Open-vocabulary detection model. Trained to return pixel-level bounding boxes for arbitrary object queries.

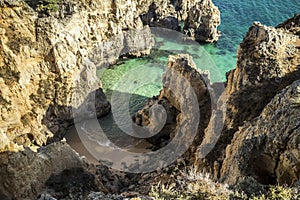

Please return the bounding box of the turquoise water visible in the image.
[70,1,299,159]
[212,0,300,74]
[95,0,299,140]
[101,0,300,98]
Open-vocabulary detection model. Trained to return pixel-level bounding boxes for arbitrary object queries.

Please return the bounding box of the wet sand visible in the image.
[65,121,154,166]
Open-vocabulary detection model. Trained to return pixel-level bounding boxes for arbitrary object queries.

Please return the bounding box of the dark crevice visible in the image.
[273,122,300,185]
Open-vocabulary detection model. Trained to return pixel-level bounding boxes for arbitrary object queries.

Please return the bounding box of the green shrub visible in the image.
[36,0,62,13]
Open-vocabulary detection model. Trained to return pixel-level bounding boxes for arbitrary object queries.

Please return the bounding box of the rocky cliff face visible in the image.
[196,14,300,184]
[220,80,300,185]
[141,0,221,42]
[0,0,221,152]
[218,14,300,186]
[0,0,155,152]
[134,14,300,187]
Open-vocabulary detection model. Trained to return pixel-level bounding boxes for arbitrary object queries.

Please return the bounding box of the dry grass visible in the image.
[149,167,300,200]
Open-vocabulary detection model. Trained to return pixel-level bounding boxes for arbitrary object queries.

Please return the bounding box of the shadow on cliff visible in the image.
[202,68,300,185]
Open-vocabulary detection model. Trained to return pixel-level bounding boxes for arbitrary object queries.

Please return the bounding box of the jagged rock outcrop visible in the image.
[140,0,220,42]
[276,14,300,35]
[0,0,222,152]
[220,80,300,185]
[140,0,180,31]
[133,54,212,162]
[0,0,155,152]
[183,0,221,42]
[0,141,103,200]
[195,15,300,182]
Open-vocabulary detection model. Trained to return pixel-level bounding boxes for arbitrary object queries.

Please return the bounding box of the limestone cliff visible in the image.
[133,54,212,163]
[0,0,155,152]
[141,0,221,42]
[0,0,221,152]
[220,80,300,185]
[196,14,300,183]
[183,0,221,42]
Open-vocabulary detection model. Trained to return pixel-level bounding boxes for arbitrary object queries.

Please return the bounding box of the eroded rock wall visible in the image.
[140,0,221,42]
[221,80,300,185]
[0,0,156,152]
[183,0,221,42]
[218,14,300,185]
[133,54,212,163]
[196,14,300,184]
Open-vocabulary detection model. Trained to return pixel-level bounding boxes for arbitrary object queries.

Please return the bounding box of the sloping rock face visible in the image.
[133,54,212,162]
[183,0,221,42]
[0,142,100,200]
[226,20,299,131]
[276,14,300,35]
[0,0,155,152]
[220,80,300,185]
[196,15,300,183]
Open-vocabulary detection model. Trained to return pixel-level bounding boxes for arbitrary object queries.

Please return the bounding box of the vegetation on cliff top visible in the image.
[148,168,300,200]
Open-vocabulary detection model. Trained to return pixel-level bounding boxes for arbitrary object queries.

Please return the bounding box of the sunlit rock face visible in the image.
[133,54,212,165]
[0,0,221,152]
[183,0,221,42]
[0,0,155,152]
[141,0,221,42]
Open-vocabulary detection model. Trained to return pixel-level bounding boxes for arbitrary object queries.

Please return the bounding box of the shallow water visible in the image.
[101,0,300,96]
[68,1,300,161]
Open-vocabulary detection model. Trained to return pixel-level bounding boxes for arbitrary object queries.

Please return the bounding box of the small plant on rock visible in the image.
[36,0,62,14]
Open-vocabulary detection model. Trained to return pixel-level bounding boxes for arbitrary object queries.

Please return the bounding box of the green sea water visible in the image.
[69,1,299,160]
[90,1,300,144]
[100,0,300,100]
